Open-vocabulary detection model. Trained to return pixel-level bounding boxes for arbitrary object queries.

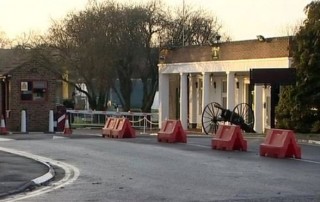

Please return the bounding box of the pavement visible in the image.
[0,129,319,200]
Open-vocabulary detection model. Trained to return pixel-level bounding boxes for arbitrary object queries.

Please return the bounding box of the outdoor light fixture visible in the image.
[257,35,266,42]
[215,35,221,42]
[213,81,216,89]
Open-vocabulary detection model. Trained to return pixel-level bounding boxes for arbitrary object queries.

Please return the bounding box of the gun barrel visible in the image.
[213,103,224,110]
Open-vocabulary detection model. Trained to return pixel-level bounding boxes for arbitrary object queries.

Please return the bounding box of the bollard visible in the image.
[49,110,54,133]
[21,110,27,133]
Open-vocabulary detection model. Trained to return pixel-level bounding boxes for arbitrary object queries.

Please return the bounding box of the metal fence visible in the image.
[67,110,159,133]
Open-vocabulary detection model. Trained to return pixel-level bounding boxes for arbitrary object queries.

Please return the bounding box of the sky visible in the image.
[0,0,315,41]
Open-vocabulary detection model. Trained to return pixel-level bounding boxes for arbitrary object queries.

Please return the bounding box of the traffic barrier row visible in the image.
[212,124,301,159]
[102,117,136,138]
[101,118,302,159]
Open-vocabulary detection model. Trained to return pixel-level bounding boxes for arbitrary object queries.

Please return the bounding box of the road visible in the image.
[1,131,320,202]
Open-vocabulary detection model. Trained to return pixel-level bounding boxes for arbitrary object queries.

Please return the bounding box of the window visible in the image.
[21,81,47,101]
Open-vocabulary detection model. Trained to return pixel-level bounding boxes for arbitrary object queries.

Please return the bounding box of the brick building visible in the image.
[0,49,59,132]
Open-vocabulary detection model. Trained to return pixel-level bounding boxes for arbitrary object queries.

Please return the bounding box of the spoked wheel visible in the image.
[201,102,223,135]
[231,103,255,133]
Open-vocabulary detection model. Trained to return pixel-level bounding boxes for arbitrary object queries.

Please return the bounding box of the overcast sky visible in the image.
[0,0,314,41]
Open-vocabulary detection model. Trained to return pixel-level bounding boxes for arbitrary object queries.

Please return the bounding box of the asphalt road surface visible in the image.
[0,131,320,202]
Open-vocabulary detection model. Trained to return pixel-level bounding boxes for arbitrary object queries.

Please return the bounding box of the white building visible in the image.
[158,36,294,133]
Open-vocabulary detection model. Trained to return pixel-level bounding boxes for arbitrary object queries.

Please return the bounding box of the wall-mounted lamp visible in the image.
[213,81,216,89]
[215,35,221,42]
[195,82,198,89]
[236,81,239,89]
[210,73,213,82]
[257,35,266,42]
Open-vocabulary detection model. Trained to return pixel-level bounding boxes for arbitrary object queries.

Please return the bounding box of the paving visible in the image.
[0,129,319,200]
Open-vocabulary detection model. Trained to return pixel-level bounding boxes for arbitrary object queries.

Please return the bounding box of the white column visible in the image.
[227,71,235,110]
[254,85,263,133]
[202,72,210,133]
[236,77,243,104]
[189,75,197,127]
[202,72,210,109]
[159,73,169,128]
[180,73,188,129]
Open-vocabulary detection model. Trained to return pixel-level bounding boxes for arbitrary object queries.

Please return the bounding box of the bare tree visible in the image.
[14,0,227,112]
[160,6,225,47]
[0,30,11,48]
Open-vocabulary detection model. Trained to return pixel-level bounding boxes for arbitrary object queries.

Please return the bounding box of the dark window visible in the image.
[20,81,47,101]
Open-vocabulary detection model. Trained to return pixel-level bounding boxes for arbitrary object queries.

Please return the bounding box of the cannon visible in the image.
[201,102,255,134]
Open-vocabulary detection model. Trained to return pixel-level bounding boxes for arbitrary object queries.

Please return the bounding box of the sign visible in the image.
[21,82,28,91]
[250,68,296,85]
[212,47,220,60]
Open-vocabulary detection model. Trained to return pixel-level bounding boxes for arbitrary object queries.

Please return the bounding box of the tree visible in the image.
[276,1,320,132]
[0,30,11,48]
[16,0,226,112]
[110,4,150,111]
[17,2,119,110]
[138,1,167,112]
[160,6,226,47]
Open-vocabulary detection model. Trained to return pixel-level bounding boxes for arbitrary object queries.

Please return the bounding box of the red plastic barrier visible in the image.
[102,117,117,138]
[211,125,247,151]
[260,129,301,159]
[111,118,136,138]
[157,120,187,143]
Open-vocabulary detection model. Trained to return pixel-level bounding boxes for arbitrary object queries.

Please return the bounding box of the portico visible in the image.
[158,37,293,133]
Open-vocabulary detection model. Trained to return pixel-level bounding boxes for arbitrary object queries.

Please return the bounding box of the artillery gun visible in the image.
[201,102,255,134]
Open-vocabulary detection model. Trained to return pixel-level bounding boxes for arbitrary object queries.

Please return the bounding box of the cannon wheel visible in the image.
[201,102,223,135]
[231,103,255,132]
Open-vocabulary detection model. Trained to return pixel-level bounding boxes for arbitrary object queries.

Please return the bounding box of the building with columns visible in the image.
[158,36,294,133]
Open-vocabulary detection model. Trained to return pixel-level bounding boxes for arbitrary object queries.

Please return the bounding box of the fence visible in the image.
[66,110,159,133]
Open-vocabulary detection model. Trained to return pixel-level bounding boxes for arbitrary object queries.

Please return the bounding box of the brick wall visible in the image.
[6,65,57,132]
[162,36,292,63]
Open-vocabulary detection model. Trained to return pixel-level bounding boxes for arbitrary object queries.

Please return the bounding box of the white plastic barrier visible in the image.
[66,110,159,132]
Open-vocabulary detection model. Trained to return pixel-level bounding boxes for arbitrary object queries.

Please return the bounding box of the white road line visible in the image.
[293,158,320,165]
[187,143,211,148]
[0,146,80,202]
[52,136,66,139]
[0,138,13,141]
[188,143,320,165]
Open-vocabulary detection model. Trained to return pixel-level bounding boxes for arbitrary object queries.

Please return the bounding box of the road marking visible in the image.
[0,147,80,202]
[187,143,211,148]
[293,158,320,165]
[188,143,320,165]
[0,138,13,141]
[53,136,66,139]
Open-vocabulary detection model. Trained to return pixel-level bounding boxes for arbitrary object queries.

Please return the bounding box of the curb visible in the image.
[0,148,56,198]
[31,161,55,185]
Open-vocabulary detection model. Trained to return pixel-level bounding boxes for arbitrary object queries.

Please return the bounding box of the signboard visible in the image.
[250,68,296,85]
[21,82,28,91]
